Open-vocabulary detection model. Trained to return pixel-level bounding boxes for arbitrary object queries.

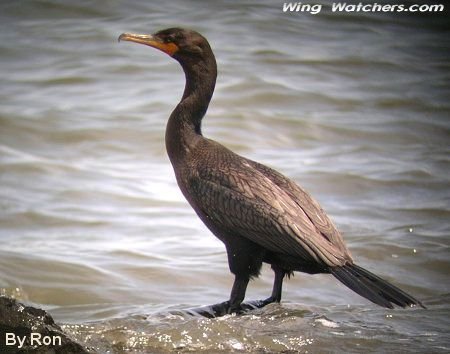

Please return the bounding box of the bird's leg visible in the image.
[227,275,249,314]
[271,267,285,302]
[262,266,285,305]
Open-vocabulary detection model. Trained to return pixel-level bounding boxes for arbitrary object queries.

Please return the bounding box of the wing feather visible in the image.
[185,147,351,267]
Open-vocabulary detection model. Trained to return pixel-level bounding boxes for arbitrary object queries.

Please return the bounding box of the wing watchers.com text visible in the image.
[282,2,445,15]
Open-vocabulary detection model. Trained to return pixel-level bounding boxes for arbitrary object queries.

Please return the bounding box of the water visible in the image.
[1,0,449,352]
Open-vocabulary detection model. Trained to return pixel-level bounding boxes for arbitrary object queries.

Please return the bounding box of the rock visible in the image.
[0,296,93,354]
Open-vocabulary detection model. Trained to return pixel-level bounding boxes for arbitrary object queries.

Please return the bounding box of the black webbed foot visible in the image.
[183,298,278,318]
[227,302,245,315]
[259,296,278,307]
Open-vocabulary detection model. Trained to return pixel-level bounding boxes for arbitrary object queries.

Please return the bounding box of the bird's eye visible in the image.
[164,35,176,44]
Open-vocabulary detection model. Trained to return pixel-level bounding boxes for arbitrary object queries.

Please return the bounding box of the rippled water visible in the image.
[1,0,449,352]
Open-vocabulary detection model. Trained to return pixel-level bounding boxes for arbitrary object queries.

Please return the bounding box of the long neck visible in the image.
[165,55,217,165]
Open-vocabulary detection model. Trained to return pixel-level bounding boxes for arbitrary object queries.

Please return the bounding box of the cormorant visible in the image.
[118,28,424,313]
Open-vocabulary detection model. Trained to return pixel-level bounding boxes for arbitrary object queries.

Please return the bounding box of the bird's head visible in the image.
[118,27,212,64]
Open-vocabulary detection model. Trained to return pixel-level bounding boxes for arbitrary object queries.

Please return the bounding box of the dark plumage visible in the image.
[119,28,425,312]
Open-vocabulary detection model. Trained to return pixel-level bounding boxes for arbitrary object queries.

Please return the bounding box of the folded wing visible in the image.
[185,144,353,268]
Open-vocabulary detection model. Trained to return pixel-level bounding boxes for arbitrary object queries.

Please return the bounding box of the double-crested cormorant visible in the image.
[118,28,424,312]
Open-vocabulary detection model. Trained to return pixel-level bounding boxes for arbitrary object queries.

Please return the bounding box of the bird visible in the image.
[118,28,425,313]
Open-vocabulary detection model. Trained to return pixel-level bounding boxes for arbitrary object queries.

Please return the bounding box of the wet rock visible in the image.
[0,296,93,354]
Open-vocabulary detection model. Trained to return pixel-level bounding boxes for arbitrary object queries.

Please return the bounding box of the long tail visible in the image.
[330,264,425,309]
